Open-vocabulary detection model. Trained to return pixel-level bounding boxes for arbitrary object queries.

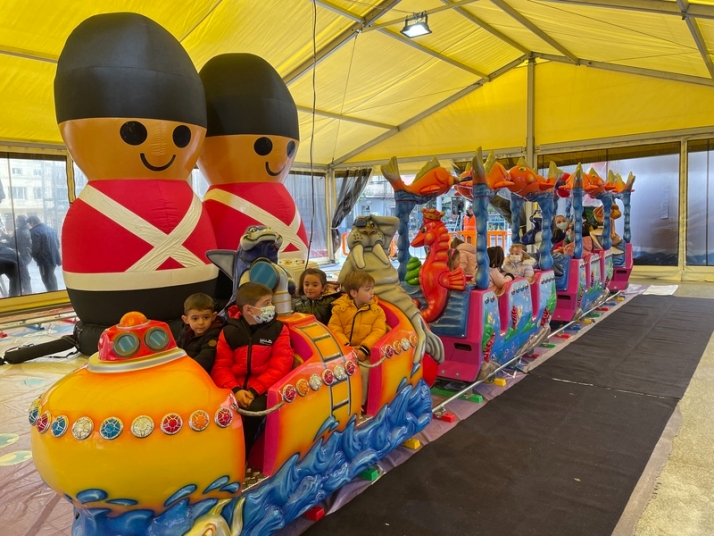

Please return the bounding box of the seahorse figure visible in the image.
[338,214,445,364]
[410,208,466,322]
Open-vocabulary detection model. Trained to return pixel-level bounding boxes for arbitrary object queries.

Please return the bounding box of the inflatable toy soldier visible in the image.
[199,54,308,265]
[56,13,217,354]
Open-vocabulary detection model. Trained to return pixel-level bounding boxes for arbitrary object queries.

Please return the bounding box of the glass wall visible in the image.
[538,142,681,266]
[0,152,69,297]
[284,171,328,259]
[687,140,714,266]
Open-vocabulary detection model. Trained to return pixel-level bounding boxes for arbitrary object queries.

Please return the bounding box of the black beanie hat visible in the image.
[55,13,206,127]
[200,53,299,140]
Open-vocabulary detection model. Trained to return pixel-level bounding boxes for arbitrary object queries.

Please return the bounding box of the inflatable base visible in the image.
[67,279,216,327]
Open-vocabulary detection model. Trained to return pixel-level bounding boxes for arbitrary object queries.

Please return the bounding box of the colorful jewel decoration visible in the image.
[215,408,232,428]
[384,345,394,358]
[409,334,418,348]
[100,417,123,440]
[131,415,155,438]
[322,369,335,386]
[401,338,411,352]
[345,359,357,376]
[51,415,69,438]
[333,364,347,381]
[72,417,94,440]
[282,384,297,403]
[161,413,183,435]
[189,410,210,432]
[28,398,41,426]
[36,411,51,434]
[392,342,402,355]
[309,374,322,391]
[296,379,310,397]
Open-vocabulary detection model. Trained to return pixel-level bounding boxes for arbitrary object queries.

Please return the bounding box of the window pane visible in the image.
[687,140,714,265]
[538,143,680,266]
[0,153,68,296]
[284,172,328,259]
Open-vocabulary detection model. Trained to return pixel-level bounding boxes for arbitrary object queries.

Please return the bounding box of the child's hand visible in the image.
[352,346,368,362]
[235,390,254,408]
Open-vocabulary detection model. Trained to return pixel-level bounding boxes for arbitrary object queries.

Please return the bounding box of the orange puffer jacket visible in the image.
[328,294,387,353]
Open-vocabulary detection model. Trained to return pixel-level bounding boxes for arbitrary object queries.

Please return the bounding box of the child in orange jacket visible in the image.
[328,271,387,406]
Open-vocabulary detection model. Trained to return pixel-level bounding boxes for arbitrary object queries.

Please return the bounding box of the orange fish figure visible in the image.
[584,168,616,195]
[607,170,636,194]
[506,158,555,197]
[410,208,466,323]
[382,156,458,197]
[453,148,514,198]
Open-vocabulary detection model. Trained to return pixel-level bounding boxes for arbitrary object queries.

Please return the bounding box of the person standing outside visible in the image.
[28,215,61,292]
[14,215,32,294]
[462,204,476,244]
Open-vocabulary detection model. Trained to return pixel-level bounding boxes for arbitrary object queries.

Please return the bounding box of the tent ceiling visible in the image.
[2,0,714,166]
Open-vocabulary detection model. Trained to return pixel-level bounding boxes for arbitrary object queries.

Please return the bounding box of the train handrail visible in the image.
[232,400,285,417]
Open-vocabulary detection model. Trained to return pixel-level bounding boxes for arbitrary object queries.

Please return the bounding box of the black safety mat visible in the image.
[306,375,678,536]
[529,295,714,398]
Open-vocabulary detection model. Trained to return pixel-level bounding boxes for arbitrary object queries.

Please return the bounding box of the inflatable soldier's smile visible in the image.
[255,137,295,177]
[141,154,176,172]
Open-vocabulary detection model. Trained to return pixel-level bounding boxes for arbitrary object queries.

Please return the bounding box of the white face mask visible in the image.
[556,222,568,230]
[509,254,523,262]
[251,305,276,324]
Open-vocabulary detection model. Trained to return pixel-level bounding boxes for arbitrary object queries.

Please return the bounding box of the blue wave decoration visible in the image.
[70,380,431,536]
[203,475,230,494]
[401,282,471,337]
[240,379,432,536]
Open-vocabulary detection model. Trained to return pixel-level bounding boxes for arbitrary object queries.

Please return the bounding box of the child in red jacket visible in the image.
[211,282,293,454]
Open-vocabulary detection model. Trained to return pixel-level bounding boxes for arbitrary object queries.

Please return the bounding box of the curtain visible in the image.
[331,167,372,256]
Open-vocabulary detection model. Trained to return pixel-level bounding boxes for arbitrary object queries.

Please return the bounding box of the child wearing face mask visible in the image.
[292,268,343,325]
[502,244,536,282]
[552,214,568,245]
[211,282,294,454]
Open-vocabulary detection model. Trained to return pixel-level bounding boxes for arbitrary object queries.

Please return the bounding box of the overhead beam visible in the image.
[444,0,531,55]
[537,0,714,21]
[677,0,714,80]
[296,105,398,130]
[490,0,579,63]
[285,0,401,84]
[379,28,489,77]
[332,55,528,165]
[0,45,57,64]
[535,52,714,87]
[314,0,363,22]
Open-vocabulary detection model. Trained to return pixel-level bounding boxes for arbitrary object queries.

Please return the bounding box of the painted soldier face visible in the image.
[198,134,298,185]
[60,117,205,180]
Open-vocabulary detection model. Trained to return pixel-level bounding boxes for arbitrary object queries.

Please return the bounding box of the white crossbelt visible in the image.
[80,185,207,271]
[203,188,307,255]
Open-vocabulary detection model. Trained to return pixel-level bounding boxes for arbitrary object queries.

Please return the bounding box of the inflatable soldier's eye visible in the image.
[286,140,296,158]
[172,125,191,148]
[144,327,170,351]
[254,137,273,156]
[120,121,148,146]
[113,332,140,358]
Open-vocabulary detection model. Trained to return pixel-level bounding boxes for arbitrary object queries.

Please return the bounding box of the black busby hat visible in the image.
[54,13,206,127]
[199,54,299,140]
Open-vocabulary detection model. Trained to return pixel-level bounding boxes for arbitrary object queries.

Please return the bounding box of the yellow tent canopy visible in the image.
[2,0,714,165]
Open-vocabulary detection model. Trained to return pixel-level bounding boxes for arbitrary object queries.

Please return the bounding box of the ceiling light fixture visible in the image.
[400,12,432,38]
